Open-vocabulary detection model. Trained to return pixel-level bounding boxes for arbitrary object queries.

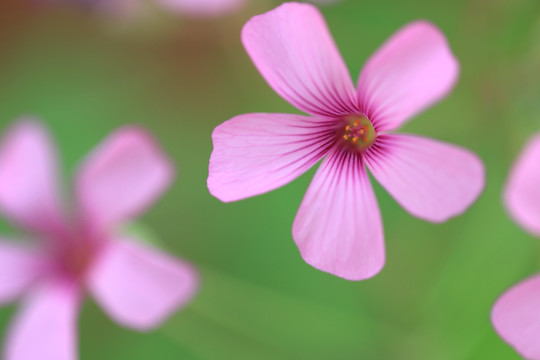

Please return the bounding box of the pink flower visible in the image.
[156,0,247,17]
[42,0,339,18]
[492,134,540,359]
[156,0,339,17]
[42,0,247,17]
[208,2,484,280]
[0,119,198,360]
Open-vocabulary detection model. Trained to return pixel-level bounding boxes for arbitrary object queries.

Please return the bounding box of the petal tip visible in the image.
[298,248,386,281]
[206,177,235,203]
[129,264,199,331]
[107,126,176,176]
[372,136,485,224]
[431,151,485,223]
[89,241,199,332]
[359,20,460,130]
[241,2,320,47]
[503,134,540,237]
[490,276,540,360]
[76,125,175,228]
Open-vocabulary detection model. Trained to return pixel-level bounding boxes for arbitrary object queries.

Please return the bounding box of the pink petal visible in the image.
[87,238,198,330]
[242,3,357,117]
[208,113,336,202]
[4,280,80,360]
[504,134,540,236]
[365,134,484,223]
[357,21,459,131]
[292,149,385,281]
[0,241,44,304]
[492,274,540,360]
[157,0,246,17]
[76,127,173,231]
[0,120,64,234]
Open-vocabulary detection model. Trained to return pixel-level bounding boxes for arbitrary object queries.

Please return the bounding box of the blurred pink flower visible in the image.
[156,0,340,17]
[157,0,246,17]
[42,0,339,18]
[492,134,540,359]
[0,119,198,360]
[156,0,340,16]
[208,2,484,280]
[37,0,244,18]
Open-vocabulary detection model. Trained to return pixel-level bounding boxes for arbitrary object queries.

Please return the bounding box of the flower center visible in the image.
[62,243,95,278]
[53,231,102,280]
[340,115,376,151]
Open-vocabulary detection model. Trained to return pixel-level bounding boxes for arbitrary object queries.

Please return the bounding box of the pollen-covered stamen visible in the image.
[340,115,376,151]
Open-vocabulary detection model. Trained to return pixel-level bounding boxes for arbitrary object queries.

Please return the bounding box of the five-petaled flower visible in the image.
[0,119,198,360]
[492,134,540,360]
[208,2,485,280]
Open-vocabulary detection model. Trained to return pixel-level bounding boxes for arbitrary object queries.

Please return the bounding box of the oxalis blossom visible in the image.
[157,0,339,17]
[43,0,337,18]
[157,0,337,17]
[157,0,246,17]
[208,2,485,280]
[0,119,198,360]
[492,134,540,360]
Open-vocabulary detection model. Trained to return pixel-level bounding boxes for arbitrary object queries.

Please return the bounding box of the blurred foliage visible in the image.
[0,0,539,359]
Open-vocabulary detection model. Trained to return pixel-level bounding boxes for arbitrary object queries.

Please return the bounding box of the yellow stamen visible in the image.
[340,115,376,152]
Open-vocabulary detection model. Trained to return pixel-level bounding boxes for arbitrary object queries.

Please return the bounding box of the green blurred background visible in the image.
[0,0,539,358]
